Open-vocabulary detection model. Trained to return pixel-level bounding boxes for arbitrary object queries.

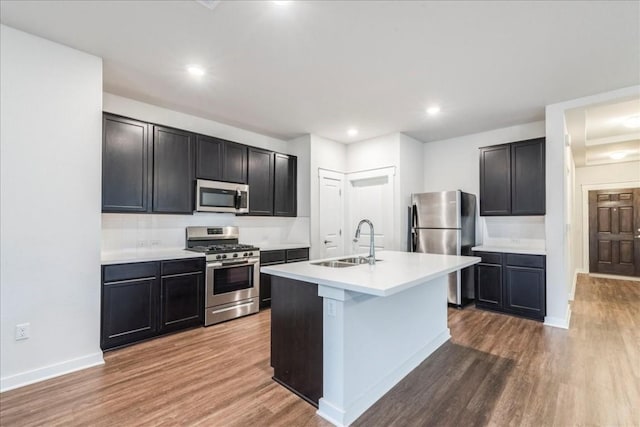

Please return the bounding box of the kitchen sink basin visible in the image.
[311,257,382,268]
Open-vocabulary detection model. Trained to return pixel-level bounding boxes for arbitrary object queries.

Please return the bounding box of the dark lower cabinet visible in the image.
[474,251,546,321]
[160,271,203,333]
[101,257,204,351]
[271,276,323,406]
[260,248,309,308]
[152,126,195,214]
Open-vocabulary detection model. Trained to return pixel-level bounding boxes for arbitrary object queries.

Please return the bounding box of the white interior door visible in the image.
[319,170,345,258]
[347,167,395,255]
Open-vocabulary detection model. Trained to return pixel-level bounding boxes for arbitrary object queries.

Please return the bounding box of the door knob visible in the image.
[324,240,331,244]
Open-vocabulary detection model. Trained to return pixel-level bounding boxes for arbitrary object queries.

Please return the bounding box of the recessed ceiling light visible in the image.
[623,115,640,128]
[187,65,205,77]
[609,151,627,160]
[272,1,291,5]
[347,128,358,137]
[426,106,441,116]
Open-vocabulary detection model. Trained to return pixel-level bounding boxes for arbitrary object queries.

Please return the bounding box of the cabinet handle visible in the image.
[161,271,202,279]
[104,276,156,285]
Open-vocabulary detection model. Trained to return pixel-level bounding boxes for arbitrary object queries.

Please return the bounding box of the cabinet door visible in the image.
[160,272,203,332]
[511,138,545,215]
[102,114,151,212]
[223,141,248,184]
[475,263,502,309]
[102,277,158,350]
[196,135,223,181]
[274,153,297,217]
[479,144,511,216]
[153,126,195,214]
[504,266,545,320]
[247,147,274,215]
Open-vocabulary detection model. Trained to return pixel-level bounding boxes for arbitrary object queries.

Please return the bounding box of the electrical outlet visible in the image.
[15,323,30,341]
[150,240,161,247]
[327,300,336,317]
[136,240,147,248]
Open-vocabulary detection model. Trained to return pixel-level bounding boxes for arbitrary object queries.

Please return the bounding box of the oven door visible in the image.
[196,179,249,214]
[206,259,259,307]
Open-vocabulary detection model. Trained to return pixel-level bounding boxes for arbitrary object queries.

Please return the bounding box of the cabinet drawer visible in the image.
[261,250,286,265]
[161,258,204,276]
[473,251,503,265]
[286,248,309,263]
[103,262,158,283]
[505,254,545,269]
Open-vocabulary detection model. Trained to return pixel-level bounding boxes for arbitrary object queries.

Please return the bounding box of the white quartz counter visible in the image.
[252,243,310,251]
[261,250,480,297]
[472,245,547,256]
[101,248,205,265]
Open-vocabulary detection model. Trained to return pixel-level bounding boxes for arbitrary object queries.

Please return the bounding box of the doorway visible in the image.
[588,187,640,277]
[318,169,345,258]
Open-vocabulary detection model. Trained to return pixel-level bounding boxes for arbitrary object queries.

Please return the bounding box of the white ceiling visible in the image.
[566,98,640,167]
[1,1,639,144]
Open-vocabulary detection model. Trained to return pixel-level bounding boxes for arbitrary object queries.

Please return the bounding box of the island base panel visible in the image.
[270,275,323,405]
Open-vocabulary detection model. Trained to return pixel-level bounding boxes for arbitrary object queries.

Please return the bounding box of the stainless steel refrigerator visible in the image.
[410,190,476,307]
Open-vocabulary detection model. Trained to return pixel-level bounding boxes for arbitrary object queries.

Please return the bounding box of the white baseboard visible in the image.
[544,305,572,330]
[1,351,104,393]
[570,269,585,301]
[317,329,451,426]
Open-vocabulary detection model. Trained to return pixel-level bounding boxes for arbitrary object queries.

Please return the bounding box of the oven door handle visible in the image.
[207,259,258,269]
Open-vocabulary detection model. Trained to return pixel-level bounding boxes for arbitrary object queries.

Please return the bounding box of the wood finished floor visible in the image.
[1,274,638,426]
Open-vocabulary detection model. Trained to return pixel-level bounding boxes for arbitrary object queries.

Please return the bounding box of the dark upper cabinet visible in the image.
[102,114,151,212]
[196,135,223,181]
[511,138,545,215]
[479,144,511,216]
[152,126,195,214]
[274,153,297,217]
[223,141,248,184]
[247,147,275,216]
[479,138,545,216]
[196,136,247,184]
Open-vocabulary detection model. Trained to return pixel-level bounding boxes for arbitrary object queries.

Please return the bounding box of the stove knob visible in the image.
[233,253,238,258]
[222,254,227,259]
[243,252,248,257]
[216,255,222,260]
[248,252,253,256]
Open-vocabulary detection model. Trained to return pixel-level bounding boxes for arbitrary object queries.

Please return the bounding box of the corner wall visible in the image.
[0,25,104,391]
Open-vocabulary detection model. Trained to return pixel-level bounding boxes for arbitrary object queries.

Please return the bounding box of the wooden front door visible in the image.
[589,188,640,277]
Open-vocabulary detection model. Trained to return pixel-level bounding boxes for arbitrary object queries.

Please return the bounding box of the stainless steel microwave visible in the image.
[195,179,249,213]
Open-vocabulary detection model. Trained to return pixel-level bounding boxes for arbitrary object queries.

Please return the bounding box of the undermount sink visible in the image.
[311,257,383,268]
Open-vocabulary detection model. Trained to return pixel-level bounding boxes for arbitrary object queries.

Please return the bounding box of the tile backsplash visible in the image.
[101,213,310,252]
[480,216,545,249]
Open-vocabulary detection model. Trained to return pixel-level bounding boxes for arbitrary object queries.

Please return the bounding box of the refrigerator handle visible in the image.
[408,205,417,252]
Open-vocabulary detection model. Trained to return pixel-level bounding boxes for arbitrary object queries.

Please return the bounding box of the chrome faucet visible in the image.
[354,219,376,265]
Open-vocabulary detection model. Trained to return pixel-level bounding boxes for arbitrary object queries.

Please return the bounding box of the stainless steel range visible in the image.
[186,226,260,326]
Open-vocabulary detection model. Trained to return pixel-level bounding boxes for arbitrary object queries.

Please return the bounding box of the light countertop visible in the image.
[472,245,547,256]
[261,250,480,297]
[101,248,205,265]
[252,243,310,251]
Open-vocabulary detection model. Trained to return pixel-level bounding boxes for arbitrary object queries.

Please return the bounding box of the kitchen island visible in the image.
[261,250,480,426]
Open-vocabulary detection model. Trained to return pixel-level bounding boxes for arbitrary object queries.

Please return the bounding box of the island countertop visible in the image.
[260,250,480,297]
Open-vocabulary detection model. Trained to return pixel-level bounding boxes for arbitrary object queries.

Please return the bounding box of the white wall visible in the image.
[422,121,546,245]
[0,25,104,391]
[545,84,640,329]
[309,135,348,259]
[101,94,310,251]
[398,134,425,250]
[573,161,640,274]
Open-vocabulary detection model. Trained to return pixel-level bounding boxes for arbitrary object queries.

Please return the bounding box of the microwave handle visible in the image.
[234,189,241,210]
